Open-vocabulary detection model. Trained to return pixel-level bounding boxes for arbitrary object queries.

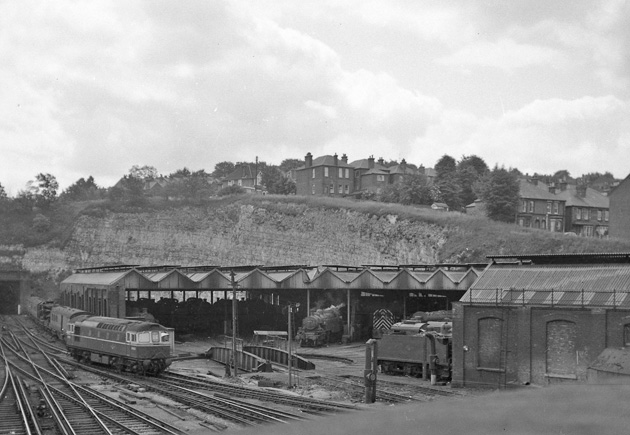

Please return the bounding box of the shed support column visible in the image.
[403,293,407,319]
[347,289,351,339]
[307,289,310,316]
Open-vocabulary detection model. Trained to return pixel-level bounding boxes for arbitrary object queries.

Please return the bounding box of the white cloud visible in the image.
[437,38,561,72]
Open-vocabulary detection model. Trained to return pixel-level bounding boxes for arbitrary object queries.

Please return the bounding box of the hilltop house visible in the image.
[516,178,565,232]
[222,164,263,193]
[555,181,609,237]
[295,153,354,197]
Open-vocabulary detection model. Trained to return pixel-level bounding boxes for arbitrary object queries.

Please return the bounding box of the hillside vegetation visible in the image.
[2,194,630,280]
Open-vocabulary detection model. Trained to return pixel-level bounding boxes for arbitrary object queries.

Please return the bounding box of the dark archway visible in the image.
[0,281,20,314]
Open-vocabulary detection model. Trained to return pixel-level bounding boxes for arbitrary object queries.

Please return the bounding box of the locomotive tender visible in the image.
[26,297,172,375]
[377,311,453,382]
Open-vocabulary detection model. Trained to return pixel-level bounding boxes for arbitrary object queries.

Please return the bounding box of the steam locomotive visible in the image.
[377,311,453,382]
[26,297,173,375]
[296,304,345,347]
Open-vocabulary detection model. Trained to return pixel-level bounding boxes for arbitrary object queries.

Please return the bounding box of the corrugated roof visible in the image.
[462,264,630,307]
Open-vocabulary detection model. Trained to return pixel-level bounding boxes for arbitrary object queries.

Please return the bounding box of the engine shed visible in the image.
[452,252,630,389]
[59,263,486,341]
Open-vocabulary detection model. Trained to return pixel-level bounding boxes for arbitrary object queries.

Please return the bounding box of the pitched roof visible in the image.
[349,159,387,170]
[518,178,558,201]
[461,263,630,307]
[555,184,609,208]
[224,164,257,181]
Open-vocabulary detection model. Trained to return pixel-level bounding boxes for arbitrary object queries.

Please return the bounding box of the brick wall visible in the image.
[453,304,628,388]
[610,179,630,240]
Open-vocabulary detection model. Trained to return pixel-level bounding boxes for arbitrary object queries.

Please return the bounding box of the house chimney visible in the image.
[401,158,407,173]
[341,153,348,164]
[378,157,384,166]
[419,164,425,175]
[368,155,374,169]
[334,153,338,166]
[531,177,539,186]
[305,152,313,168]
[576,184,587,198]
[559,181,567,191]
[548,183,556,194]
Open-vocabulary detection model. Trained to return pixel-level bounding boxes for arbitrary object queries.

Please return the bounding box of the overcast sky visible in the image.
[1,0,629,194]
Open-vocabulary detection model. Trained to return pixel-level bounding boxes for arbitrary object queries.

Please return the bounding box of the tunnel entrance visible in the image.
[0,281,20,314]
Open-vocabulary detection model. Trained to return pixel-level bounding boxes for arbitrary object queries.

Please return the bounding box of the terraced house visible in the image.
[516,178,565,232]
[556,181,609,237]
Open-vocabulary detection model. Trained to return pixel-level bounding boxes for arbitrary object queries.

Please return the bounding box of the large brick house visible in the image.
[516,178,565,232]
[555,181,609,237]
[295,153,354,197]
[609,173,630,240]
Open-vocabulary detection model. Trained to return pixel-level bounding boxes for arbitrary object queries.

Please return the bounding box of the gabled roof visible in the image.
[224,164,259,181]
[518,178,558,201]
[61,269,143,286]
[388,164,416,175]
[555,185,609,208]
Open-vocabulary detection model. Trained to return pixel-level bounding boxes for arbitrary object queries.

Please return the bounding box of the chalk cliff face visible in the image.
[13,201,447,272]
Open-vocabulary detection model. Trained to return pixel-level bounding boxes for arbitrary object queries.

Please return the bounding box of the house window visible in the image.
[591,209,597,221]
[521,201,527,212]
[329,184,334,194]
[585,226,593,236]
[237,179,242,186]
[339,168,343,178]
[528,201,534,213]
[345,185,349,194]
[377,175,385,182]
[312,168,315,179]
[576,208,582,220]
[546,202,552,214]
[605,210,609,222]
[597,210,602,221]
[324,167,329,177]
[345,168,350,178]
[553,202,558,215]
[311,184,315,195]
[338,184,342,194]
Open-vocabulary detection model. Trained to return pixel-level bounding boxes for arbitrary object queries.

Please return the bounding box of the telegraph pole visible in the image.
[230,270,238,377]
[287,304,293,388]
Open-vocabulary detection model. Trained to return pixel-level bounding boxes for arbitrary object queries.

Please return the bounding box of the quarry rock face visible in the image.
[4,202,447,272]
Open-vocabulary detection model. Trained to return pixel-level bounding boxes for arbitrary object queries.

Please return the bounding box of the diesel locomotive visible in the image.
[26,297,173,375]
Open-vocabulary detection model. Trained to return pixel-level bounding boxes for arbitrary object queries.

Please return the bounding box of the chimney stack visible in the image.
[378,157,384,166]
[531,176,539,186]
[341,153,348,164]
[368,155,374,169]
[334,153,338,166]
[305,152,313,168]
[576,184,587,198]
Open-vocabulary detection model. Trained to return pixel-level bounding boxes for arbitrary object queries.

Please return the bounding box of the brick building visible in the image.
[516,178,565,232]
[295,153,354,197]
[556,181,609,237]
[610,174,630,240]
[452,253,630,389]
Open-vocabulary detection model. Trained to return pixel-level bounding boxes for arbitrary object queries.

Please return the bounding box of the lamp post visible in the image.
[230,270,238,377]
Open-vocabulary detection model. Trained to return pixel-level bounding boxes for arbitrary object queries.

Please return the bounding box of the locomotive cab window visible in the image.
[138,332,150,343]
[160,332,170,343]
[151,331,159,343]
[126,333,137,342]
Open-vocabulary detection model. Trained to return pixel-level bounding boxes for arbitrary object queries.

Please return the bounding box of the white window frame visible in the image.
[324,167,329,177]
[345,168,349,178]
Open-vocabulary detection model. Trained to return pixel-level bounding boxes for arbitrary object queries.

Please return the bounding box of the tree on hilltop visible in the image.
[476,165,520,222]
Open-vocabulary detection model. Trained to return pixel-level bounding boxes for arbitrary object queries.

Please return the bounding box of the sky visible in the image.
[1,0,629,195]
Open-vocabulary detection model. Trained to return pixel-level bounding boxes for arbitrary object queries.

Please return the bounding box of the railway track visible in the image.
[303,373,419,403]
[341,374,462,398]
[1,317,186,435]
